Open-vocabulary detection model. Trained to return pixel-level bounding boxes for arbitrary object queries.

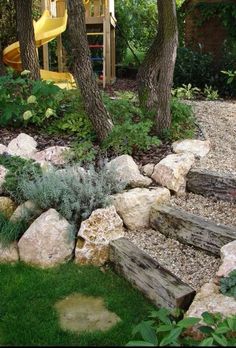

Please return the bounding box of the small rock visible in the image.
[75,206,124,266]
[0,166,8,194]
[0,242,19,263]
[112,187,170,230]
[186,281,236,319]
[216,240,236,278]
[0,197,16,218]
[18,209,75,268]
[7,133,37,159]
[0,144,7,155]
[152,153,195,193]
[10,200,43,223]
[172,139,211,159]
[106,155,152,188]
[32,146,70,166]
[141,163,155,177]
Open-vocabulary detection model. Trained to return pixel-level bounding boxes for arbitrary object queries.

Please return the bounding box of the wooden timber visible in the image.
[109,238,196,310]
[187,169,236,203]
[150,205,236,256]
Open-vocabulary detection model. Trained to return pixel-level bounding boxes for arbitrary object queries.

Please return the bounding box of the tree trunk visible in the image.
[65,0,113,143]
[137,0,178,135]
[0,42,5,76]
[15,0,40,80]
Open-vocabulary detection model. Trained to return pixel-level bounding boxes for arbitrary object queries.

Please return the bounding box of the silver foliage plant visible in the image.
[15,164,126,226]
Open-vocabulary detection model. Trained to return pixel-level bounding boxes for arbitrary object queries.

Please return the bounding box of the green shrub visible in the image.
[0,69,63,127]
[127,308,236,346]
[64,139,98,165]
[14,165,126,226]
[0,154,42,200]
[220,270,236,298]
[172,84,201,100]
[0,212,27,246]
[163,98,196,141]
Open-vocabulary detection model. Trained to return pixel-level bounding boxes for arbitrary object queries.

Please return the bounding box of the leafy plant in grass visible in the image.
[0,212,27,247]
[126,308,236,346]
[220,270,236,298]
[0,154,42,200]
[172,84,201,100]
[0,69,63,127]
[14,165,126,226]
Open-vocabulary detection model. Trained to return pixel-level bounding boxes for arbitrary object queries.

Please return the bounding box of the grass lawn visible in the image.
[0,262,154,346]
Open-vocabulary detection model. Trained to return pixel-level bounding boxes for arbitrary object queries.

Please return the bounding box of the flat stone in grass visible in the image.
[55,293,121,334]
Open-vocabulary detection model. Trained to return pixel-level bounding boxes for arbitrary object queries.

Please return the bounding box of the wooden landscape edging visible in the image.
[109,238,196,310]
[186,169,236,203]
[150,205,236,256]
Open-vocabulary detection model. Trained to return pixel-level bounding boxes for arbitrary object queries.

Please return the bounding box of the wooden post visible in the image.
[41,0,50,70]
[111,26,115,81]
[56,0,65,72]
[105,6,111,85]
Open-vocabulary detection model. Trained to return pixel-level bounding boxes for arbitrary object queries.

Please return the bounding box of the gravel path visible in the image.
[125,228,221,291]
[188,100,236,175]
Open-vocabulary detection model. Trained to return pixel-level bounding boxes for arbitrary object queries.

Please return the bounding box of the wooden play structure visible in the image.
[41,0,116,87]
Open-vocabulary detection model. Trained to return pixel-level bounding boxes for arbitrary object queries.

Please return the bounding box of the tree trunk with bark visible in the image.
[137,0,178,135]
[65,0,113,143]
[15,0,40,80]
[0,42,5,76]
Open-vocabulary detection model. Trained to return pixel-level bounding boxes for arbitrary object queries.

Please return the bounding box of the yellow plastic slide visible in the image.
[3,9,75,89]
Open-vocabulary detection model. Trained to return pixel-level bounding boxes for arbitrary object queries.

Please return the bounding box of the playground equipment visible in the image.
[3,0,116,88]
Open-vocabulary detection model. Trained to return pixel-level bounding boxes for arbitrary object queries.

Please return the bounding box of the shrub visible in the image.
[14,165,126,226]
[64,139,98,165]
[172,84,201,100]
[0,69,63,127]
[127,308,236,346]
[0,212,27,246]
[163,98,196,141]
[0,154,42,200]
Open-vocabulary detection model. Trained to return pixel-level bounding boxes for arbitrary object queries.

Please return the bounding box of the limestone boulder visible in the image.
[0,144,7,155]
[7,133,37,159]
[0,242,19,263]
[186,281,236,319]
[10,200,43,223]
[141,163,155,177]
[111,187,170,230]
[216,240,236,278]
[75,206,124,266]
[0,197,16,218]
[0,165,8,194]
[106,155,152,188]
[18,209,75,268]
[32,146,70,166]
[172,139,211,159]
[151,153,195,193]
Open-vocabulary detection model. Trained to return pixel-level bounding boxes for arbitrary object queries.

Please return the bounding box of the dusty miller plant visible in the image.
[14,164,126,227]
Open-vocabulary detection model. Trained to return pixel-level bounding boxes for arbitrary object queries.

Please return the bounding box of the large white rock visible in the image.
[112,187,170,230]
[172,139,211,159]
[0,165,8,194]
[186,282,236,319]
[0,144,7,155]
[216,240,236,278]
[32,146,70,166]
[75,206,124,266]
[106,155,152,188]
[7,133,37,159]
[151,153,195,193]
[0,242,19,263]
[18,209,75,268]
[10,200,43,223]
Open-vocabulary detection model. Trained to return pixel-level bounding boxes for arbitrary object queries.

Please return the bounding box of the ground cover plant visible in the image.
[0,262,155,346]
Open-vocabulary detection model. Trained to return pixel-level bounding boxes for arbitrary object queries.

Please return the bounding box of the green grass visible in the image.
[0,262,155,346]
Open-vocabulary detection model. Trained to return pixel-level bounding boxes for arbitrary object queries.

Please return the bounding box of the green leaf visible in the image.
[227,317,236,331]
[201,312,216,325]
[132,321,158,346]
[177,317,200,328]
[155,325,173,333]
[212,334,228,346]
[159,327,182,346]
[126,341,155,347]
[198,325,214,334]
[198,337,214,346]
